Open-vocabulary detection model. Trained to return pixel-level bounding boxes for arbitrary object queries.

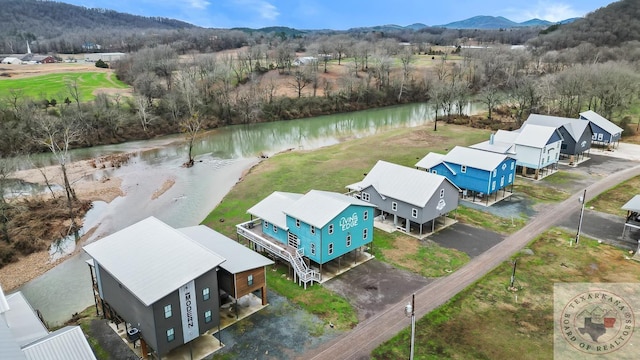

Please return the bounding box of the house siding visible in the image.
[235,267,266,299]
[432,158,515,195]
[96,263,219,357]
[288,204,373,264]
[262,221,287,245]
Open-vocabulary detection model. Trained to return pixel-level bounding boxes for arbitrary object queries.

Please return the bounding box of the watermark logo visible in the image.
[555,283,638,358]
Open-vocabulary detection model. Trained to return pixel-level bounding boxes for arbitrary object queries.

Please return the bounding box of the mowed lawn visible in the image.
[372,229,640,359]
[0,71,129,102]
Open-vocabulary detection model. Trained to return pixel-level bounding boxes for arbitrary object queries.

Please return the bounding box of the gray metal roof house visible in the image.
[83,216,226,359]
[179,225,274,307]
[346,160,460,235]
[523,114,593,164]
[622,195,640,240]
[579,110,623,148]
[0,285,96,360]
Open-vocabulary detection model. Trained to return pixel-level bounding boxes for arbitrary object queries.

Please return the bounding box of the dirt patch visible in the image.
[0,62,110,79]
[151,178,176,200]
[382,236,423,273]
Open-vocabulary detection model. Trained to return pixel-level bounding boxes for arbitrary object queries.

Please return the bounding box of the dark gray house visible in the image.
[83,217,226,359]
[346,160,460,235]
[523,114,593,164]
[579,110,624,148]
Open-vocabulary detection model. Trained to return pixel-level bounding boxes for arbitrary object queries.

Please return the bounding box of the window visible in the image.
[248,274,254,286]
[202,287,210,301]
[363,211,368,220]
[391,202,398,211]
[500,176,504,187]
[346,234,352,247]
[166,328,175,342]
[431,170,437,174]
[263,221,269,229]
[295,219,300,228]
[461,165,467,173]
[592,134,597,140]
[508,174,513,183]
[492,181,496,191]
[273,224,277,233]
[439,189,445,198]
[310,225,315,235]
[493,169,497,177]
[328,243,334,255]
[510,162,514,170]
[164,304,172,319]
[361,192,370,202]
[597,133,603,141]
[204,310,212,323]
[411,208,418,218]
[363,229,368,240]
[328,224,334,234]
[311,243,316,255]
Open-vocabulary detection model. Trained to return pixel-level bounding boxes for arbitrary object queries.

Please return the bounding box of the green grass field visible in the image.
[0,71,129,103]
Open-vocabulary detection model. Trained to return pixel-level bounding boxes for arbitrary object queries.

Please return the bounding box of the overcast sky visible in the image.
[62,0,617,29]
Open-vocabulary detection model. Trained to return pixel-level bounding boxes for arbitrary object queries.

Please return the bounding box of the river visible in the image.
[16,102,482,326]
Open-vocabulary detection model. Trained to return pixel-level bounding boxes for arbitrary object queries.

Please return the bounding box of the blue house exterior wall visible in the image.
[587,122,618,144]
[432,158,516,195]
[261,221,287,245]
[285,205,373,265]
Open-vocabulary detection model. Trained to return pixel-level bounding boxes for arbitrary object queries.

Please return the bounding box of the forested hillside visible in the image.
[528,0,640,51]
[0,0,195,54]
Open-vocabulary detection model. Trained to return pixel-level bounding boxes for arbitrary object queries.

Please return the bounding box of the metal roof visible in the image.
[470,140,517,155]
[5,292,49,347]
[0,317,26,360]
[441,146,511,172]
[179,226,274,274]
[284,190,376,229]
[21,326,96,360]
[0,284,9,314]
[83,217,226,306]
[346,161,459,207]
[622,195,640,212]
[524,114,591,141]
[415,152,445,170]
[247,192,303,230]
[514,124,562,148]
[493,130,519,144]
[579,110,623,136]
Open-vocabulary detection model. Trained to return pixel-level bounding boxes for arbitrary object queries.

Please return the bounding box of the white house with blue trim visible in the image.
[238,190,376,288]
[579,110,623,149]
[493,124,563,179]
[416,146,516,205]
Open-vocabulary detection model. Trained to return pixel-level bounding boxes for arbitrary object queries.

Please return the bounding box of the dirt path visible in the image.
[303,164,640,360]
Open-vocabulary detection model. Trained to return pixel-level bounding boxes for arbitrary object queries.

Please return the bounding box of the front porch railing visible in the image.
[237,220,320,288]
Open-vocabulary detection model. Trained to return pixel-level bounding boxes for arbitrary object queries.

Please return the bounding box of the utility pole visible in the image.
[510,259,517,288]
[575,189,587,245]
[405,293,416,360]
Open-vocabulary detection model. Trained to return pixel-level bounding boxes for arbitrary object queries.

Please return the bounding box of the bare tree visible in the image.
[181,112,203,167]
[481,86,502,120]
[290,65,312,98]
[0,157,15,243]
[398,47,414,101]
[134,95,153,134]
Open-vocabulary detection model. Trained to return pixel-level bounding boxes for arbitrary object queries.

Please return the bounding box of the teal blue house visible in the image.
[239,190,376,287]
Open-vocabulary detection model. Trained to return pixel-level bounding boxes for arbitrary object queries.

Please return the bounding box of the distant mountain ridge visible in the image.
[437,15,557,29]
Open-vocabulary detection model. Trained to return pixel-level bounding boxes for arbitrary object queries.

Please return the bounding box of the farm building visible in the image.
[579,110,623,149]
[84,52,125,62]
[416,146,516,205]
[0,285,96,360]
[494,124,563,179]
[293,56,317,66]
[237,190,376,288]
[346,160,460,236]
[83,217,228,359]
[1,57,21,64]
[522,114,593,164]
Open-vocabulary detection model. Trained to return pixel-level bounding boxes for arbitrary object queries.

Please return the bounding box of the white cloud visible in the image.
[234,0,280,21]
[186,0,211,10]
[507,1,583,22]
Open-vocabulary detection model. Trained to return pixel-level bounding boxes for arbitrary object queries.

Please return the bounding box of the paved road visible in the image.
[303,164,640,360]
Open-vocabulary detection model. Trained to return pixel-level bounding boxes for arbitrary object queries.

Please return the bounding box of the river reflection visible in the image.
[16,102,481,325]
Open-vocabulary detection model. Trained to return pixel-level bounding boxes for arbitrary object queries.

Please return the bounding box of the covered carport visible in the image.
[621,195,640,239]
